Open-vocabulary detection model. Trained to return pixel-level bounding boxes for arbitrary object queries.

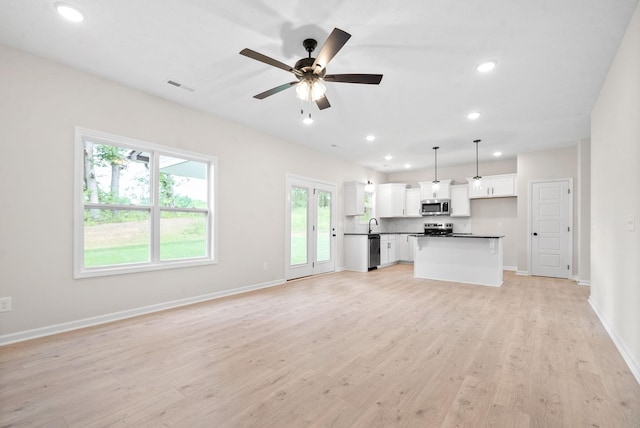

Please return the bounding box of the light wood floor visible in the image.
[1,265,639,427]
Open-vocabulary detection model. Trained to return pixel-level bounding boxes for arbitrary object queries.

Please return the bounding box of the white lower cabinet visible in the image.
[397,234,416,262]
[343,235,369,272]
[380,234,397,266]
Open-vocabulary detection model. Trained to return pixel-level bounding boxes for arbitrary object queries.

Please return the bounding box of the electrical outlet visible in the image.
[263,262,269,271]
[0,297,11,312]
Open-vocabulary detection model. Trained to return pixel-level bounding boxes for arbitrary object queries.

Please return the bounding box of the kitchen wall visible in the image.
[590,2,640,382]
[0,44,384,339]
[385,159,519,268]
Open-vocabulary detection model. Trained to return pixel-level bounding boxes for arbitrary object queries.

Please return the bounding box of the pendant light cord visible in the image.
[432,146,440,183]
[473,139,481,179]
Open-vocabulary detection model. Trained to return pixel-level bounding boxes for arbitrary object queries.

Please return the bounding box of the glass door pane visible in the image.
[290,186,308,265]
[316,190,331,262]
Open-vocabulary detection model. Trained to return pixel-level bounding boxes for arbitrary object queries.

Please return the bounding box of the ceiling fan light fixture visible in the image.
[296,77,326,102]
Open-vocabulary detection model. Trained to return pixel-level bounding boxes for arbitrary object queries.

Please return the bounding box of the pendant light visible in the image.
[432,146,440,194]
[473,139,482,189]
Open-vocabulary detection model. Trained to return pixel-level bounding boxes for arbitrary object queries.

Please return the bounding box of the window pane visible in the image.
[290,186,308,265]
[159,155,208,208]
[316,190,331,262]
[84,209,150,267]
[84,141,150,205]
[160,211,207,260]
[359,192,373,224]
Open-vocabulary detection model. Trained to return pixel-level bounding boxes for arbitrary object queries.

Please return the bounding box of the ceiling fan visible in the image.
[239,28,383,110]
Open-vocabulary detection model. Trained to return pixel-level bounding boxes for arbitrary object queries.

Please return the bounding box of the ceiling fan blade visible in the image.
[324,74,383,84]
[254,81,298,99]
[240,48,302,76]
[315,95,331,110]
[312,28,351,72]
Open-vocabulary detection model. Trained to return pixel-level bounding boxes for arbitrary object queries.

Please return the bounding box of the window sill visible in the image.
[74,258,218,279]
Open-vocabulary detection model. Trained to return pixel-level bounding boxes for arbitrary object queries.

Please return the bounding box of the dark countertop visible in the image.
[417,234,505,239]
[344,232,421,236]
[345,232,504,238]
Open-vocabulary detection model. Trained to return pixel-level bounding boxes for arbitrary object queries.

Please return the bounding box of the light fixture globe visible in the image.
[295,79,311,101]
[295,77,326,102]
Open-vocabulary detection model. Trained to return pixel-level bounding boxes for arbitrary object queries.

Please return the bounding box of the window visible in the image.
[74,128,217,278]
[359,191,375,224]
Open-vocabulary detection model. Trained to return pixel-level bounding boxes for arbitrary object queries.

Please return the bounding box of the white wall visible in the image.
[0,45,382,338]
[515,146,579,275]
[590,3,640,381]
[386,159,518,268]
[577,138,591,284]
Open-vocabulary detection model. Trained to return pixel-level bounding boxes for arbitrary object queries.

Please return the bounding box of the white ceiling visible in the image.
[1,0,637,171]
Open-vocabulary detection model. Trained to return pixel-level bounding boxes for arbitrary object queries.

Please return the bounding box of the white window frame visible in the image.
[74,127,218,278]
[358,190,376,224]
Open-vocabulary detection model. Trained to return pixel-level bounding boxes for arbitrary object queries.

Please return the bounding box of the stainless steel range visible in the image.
[424,222,453,236]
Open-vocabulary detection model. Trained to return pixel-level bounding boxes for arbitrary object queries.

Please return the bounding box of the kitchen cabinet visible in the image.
[380,234,397,265]
[419,179,451,200]
[450,184,470,217]
[344,234,369,272]
[397,234,416,262]
[344,181,365,216]
[467,173,517,199]
[405,188,421,217]
[377,183,407,218]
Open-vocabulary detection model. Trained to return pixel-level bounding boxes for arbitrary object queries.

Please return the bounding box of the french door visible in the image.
[530,179,573,279]
[285,176,336,280]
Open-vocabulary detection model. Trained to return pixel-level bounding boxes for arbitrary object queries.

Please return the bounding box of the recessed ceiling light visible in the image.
[55,3,85,22]
[365,135,375,142]
[477,61,497,73]
[493,151,502,157]
[404,164,411,169]
[467,112,481,120]
[384,155,392,161]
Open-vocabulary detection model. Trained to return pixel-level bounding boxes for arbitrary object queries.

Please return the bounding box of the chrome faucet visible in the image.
[368,217,379,234]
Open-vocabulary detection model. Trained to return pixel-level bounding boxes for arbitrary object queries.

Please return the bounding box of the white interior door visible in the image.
[285,176,336,280]
[530,179,572,278]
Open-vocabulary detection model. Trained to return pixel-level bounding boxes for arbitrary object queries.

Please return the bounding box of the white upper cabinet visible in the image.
[344,181,365,216]
[467,173,517,199]
[405,188,421,217]
[419,179,451,200]
[450,184,470,217]
[377,183,407,218]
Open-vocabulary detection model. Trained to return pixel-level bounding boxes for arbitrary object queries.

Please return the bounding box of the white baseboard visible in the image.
[516,270,529,276]
[504,266,517,272]
[589,298,640,385]
[0,278,285,347]
[577,279,591,286]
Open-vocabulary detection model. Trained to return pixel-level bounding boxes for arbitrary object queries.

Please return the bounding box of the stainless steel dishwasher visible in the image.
[368,234,380,270]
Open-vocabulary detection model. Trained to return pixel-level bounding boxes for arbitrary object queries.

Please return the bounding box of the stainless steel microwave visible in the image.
[421,199,450,216]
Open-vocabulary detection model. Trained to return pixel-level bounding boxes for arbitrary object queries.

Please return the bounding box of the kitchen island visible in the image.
[414,234,504,287]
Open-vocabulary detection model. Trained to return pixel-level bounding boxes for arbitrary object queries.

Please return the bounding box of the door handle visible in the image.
[533,232,538,236]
